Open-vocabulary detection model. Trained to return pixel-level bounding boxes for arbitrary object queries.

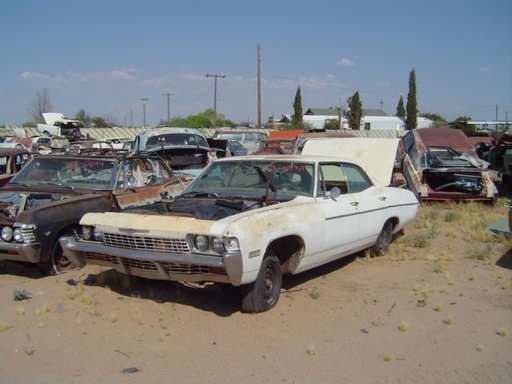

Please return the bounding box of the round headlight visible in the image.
[210,237,224,254]
[194,235,209,252]
[93,228,103,241]
[14,228,24,243]
[82,226,93,240]
[1,226,13,242]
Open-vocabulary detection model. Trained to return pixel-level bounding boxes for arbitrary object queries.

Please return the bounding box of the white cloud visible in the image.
[337,58,355,67]
[479,67,491,73]
[20,71,51,80]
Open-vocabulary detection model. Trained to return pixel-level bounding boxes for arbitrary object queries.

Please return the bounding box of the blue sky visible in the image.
[1,0,511,127]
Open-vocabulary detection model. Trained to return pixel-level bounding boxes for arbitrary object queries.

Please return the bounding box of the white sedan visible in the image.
[60,150,419,313]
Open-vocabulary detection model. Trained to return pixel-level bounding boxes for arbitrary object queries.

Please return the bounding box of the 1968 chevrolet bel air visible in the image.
[61,140,420,313]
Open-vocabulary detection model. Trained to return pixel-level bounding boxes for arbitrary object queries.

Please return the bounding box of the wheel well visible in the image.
[388,217,399,230]
[54,224,80,248]
[266,235,305,274]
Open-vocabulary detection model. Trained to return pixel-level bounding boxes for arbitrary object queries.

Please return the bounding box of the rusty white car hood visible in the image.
[301,137,399,186]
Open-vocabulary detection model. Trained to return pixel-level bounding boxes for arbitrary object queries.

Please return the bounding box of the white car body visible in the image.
[36,113,84,137]
[60,139,419,312]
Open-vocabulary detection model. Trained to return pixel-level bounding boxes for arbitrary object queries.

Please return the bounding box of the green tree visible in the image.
[324,119,341,130]
[75,109,93,127]
[346,91,363,130]
[169,109,235,128]
[420,112,447,128]
[396,96,406,117]
[450,116,474,133]
[420,112,445,122]
[406,68,418,129]
[91,117,111,128]
[291,86,303,128]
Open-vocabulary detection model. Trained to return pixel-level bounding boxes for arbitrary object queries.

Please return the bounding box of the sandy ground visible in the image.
[1,201,511,384]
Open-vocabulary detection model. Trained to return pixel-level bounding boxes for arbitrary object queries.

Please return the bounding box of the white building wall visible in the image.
[360,116,405,131]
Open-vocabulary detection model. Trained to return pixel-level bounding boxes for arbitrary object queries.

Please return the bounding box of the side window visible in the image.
[343,163,373,193]
[0,156,7,174]
[317,163,347,195]
[244,133,255,141]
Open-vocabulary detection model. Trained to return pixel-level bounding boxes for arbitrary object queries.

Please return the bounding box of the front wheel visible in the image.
[241,253,282,313]
[370,221,393,257]
[41,232,83,275]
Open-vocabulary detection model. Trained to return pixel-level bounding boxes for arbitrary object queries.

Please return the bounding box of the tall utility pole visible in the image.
[162,92,175,124]
[257,44,262,129]
[206,73,226,128]
[140,98,148,128]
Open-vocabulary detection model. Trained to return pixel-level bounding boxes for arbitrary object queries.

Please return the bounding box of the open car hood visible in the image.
[301,137,399,186]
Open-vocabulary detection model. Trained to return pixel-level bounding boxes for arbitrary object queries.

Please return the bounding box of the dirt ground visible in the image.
[1,200,511,384]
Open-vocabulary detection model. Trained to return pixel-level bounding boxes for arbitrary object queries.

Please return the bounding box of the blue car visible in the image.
[227,140,248,156]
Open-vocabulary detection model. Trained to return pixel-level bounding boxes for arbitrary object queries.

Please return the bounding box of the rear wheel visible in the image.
[370,221,393,257]
[241,252,282,313]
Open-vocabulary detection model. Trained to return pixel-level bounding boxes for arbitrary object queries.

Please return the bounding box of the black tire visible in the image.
[370,221,393,257]
[240,253,282,313]
[49,232,82,275]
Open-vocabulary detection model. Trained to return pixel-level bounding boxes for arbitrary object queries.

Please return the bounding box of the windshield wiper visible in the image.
[37,182,75,190]
[6,182,31,188]
[180,191,219,198]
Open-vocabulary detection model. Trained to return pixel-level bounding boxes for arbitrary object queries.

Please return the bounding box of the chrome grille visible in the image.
[102,233,190,253]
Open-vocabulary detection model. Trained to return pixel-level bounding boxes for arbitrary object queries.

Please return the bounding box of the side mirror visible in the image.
[329,187,341,201]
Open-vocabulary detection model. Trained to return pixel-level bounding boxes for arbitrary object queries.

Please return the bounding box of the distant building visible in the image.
[278,107,413,131]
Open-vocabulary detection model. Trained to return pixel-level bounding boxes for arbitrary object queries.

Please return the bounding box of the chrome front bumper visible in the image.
[59,236,243,285]
[0,242,41,263]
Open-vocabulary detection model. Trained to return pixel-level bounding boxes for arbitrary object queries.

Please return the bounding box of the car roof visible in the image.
[0,148,31,155]
[215,154,358,164]
[409,127,473,152]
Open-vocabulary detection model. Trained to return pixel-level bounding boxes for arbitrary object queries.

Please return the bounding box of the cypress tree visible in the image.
[406,68,418,129]
[347,91,363,130]
[291,86,303,128]
[396,96,406,117]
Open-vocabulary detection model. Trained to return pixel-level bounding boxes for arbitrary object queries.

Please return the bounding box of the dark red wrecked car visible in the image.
[399,127,497,202]
[0,153,190,274]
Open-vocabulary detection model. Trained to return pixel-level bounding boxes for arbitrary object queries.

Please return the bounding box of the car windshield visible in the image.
[187,160,315,197]
[426,147,473,168]
[10,157,116,190]
[145,133,209,150]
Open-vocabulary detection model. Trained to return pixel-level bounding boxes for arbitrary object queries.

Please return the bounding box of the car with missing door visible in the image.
[399,127,497,202]
[60,139,419,313]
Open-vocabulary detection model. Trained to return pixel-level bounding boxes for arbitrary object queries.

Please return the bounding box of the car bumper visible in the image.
[0,242,41,263]
[59,236,243,285]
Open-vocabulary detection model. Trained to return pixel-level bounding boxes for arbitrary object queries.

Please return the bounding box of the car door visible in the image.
[315,162,387,264]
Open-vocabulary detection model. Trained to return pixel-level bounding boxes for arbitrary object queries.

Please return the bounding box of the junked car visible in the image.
[0,153,190,274]
[482,132,512,188]
[253,137,294,155]
[132,127,216,175]
[60,148,420,313]
[399,127,497,203]
[0,148,32,187]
